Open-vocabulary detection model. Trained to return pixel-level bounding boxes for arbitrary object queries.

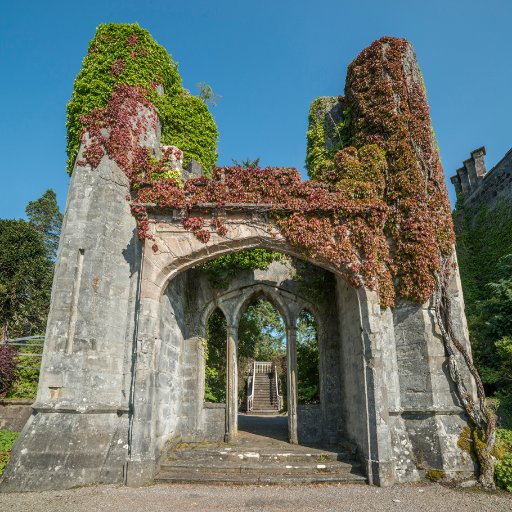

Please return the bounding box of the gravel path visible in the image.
[0,482,511,512]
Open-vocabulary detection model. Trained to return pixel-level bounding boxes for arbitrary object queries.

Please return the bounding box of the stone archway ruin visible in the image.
[0,147,477,490]
[0,32,484,492]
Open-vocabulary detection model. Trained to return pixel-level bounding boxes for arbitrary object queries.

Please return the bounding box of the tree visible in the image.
[25,189,63,260]
[204,308,227,403]
[231,158,260,168]
[238,300,285,361]
[471,254,512,427]
[0,220,53,339]
[196,82,221,106]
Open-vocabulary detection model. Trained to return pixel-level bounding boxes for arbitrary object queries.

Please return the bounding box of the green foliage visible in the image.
[0,219,53,339]
[0,430,19,476]
[495,453,512,491]
[203,299,288,404]
[67,23,217,174]
[204,308,226,403]
[198,249,283,289]
[455,198,512,308]
[454,197,512,428]
[25,189,63,260]
[238,300,286,361]
[7,338,43,400]
[306,97,351,179]
[296,310,320,404]
[156,90,218,173]
[494,428,512,491]
[231,158,260,168]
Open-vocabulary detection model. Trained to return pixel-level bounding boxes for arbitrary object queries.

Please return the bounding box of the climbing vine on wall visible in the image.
[197,249,284,288]
[75,35,455,311]
[306,97,351,179]
[67,23,218,175]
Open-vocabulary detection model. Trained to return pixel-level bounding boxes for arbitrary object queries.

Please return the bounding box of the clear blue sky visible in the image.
[1,0,511,218]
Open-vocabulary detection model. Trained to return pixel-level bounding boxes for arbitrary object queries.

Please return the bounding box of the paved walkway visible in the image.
[0,482,510,512]
[238,413,289,443]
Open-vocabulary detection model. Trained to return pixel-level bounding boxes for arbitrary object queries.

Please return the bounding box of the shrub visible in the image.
[0,345,17,397]
[7,338,42,400]
[495,453,512,492]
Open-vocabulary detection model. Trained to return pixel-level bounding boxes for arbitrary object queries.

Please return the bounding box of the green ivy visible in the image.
[306,97,351,179]
[496,453,512,492]
[7,338,43,400]
[454,197,512,308]
[453,197,512,428]
[67,23,217,175]
[197,249,283,288]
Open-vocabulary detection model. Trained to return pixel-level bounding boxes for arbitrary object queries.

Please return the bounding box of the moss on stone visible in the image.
[426,469,446,481]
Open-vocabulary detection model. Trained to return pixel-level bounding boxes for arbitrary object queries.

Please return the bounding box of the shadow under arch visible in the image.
[295,307,321,406]
[203,306,228,405]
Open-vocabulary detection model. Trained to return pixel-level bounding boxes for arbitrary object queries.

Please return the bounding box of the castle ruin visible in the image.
[0,29,486,491]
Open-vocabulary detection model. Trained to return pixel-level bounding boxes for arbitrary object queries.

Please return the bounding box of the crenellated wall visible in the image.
[451,146,512,212]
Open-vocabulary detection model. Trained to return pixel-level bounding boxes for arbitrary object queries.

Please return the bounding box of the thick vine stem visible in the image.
[433,258,496,489]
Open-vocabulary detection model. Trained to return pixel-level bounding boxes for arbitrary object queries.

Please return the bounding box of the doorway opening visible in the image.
[237,298,288,442]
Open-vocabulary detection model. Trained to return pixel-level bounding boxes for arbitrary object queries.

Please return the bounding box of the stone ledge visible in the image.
[389,407,465,416]
[203,402,226,409]
[31,403,130,415]
[0,399,34,406]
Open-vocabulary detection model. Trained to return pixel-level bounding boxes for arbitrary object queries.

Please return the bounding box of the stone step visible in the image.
[244,410,280,415]
[161,458,358,471]
[166,449,354,465]
[155,471,366,485]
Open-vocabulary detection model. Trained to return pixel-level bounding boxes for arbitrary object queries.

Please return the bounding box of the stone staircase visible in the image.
[156,443,365,485]
[252,372,279,412]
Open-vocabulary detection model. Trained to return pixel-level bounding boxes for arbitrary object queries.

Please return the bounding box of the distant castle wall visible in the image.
[451,146,512,211]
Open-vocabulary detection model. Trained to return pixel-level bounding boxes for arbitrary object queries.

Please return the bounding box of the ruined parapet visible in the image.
[452,146,512,212]
[450,146,487,198]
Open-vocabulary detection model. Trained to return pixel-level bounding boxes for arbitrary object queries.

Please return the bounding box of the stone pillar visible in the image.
[225,325,238,442]
[456,167,471,196]
[287,326,298,444]
[1,146,141,492]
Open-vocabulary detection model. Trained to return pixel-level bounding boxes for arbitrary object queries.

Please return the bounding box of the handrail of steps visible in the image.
[274,364,283,411]
[246,360,256,411]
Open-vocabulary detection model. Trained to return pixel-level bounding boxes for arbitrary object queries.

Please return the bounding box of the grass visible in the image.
[0,430,19,476]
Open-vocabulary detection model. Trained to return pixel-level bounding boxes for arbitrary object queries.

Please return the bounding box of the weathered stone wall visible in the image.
[0,401,33,432]
[0,109,153,492]
[297,404,322,443]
